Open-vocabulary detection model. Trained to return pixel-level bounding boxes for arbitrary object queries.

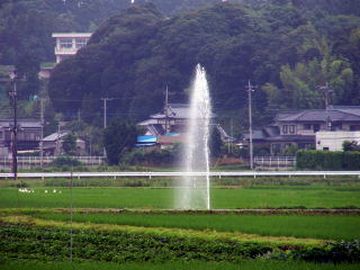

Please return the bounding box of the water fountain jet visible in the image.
[176,64,212,210]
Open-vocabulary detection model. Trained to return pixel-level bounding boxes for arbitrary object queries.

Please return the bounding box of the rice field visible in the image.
[1,183,360,209]
[1,176,359,269]
[2,260,360,270]
[26,211,360,240]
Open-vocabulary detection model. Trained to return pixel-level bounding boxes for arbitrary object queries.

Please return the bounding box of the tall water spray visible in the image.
[176,64,212,210]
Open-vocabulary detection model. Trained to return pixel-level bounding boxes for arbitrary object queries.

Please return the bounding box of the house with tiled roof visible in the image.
[137,103,233,147]
[245,106,360,155]
[138,104,191,137]
[0,119,42,157]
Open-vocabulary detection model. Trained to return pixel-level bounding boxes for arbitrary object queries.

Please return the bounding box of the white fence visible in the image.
[254,156,296,169]
[0,171,359,179]
[0,156,105,169]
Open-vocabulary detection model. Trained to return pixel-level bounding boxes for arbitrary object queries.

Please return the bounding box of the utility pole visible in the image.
[101,97,113,157]
[164,85,170,134]
[40,98,44,168]
[317,82,334,110]
[56,121,61,156]
[77,109,81,122]
[228,118,233,154]
[317,82,334,131]
[9,70,18,180]
[246,80,255,170]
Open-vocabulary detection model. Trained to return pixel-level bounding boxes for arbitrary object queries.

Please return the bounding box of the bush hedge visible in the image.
[296,151,360,170]
[121,146,181,166]
[50,156,82,168]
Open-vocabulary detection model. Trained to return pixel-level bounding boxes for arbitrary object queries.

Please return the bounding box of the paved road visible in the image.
[0,171,360,179]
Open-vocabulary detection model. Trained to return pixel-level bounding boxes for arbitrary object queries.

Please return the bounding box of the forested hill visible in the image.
[48,1,360,127]
[0,0,220,98]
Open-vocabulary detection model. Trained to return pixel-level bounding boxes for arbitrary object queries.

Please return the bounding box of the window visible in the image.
[59,38,73,49]
[289,125,295,134]
[59,55,72,62]
[323,147,329,151]
[271,143,281,155]
[332,122,342,131]
[75,38,88,49]
[304,124,311,130]
[299,143,314,150]
[282,125,288,134]
[313,124,320,132]
[350,125,360,131]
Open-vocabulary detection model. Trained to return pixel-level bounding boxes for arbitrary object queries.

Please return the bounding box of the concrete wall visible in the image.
[316,131,360,151]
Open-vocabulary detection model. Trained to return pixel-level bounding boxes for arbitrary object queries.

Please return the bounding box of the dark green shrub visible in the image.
[50,156,82,168]
[293,240,360,263]
[121,146,182,166]
[296,150,360,170]
[343,151,360,170]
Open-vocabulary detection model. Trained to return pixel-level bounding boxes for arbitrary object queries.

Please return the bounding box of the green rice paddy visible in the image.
[28,211,360,240]
[2,260,360,270]
[1,177,359,269]
[1,183,360,209]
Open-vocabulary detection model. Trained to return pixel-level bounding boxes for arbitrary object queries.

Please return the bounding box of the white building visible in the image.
[316,131,360,151]
[52,33,92,63]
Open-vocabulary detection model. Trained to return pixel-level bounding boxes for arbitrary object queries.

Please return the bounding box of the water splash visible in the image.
[176,64,212,210]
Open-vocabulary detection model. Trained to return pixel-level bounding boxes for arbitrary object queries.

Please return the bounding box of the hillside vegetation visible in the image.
[0,0,359,130]
[47,1,360,129]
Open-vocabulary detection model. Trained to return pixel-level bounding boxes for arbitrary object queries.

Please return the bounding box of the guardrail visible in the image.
[0,171,359,179]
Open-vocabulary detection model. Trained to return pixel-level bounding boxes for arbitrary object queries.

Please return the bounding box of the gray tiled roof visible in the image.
[333,106,360,117]
[264,135,315,142]
[243,130,267,140]
[43,131,69,142]
[151,103,216,119]
[277,107,360,122]
[150,104,188,119]
[0,119,41,128]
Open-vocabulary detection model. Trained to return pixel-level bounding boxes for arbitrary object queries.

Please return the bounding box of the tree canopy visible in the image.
[48,1,360,130]
[1,0,359,132]
[104,120,137,165]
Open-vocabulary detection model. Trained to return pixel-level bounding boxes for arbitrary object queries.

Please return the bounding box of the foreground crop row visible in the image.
[2,260,360,270]
[0,215,359,265]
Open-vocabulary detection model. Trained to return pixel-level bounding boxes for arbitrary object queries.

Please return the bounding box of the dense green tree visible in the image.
[264,52,354,109]
[103,120,137,165]
[343,141,360,152]
[210,127,222,158]
[62,133,77,155]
